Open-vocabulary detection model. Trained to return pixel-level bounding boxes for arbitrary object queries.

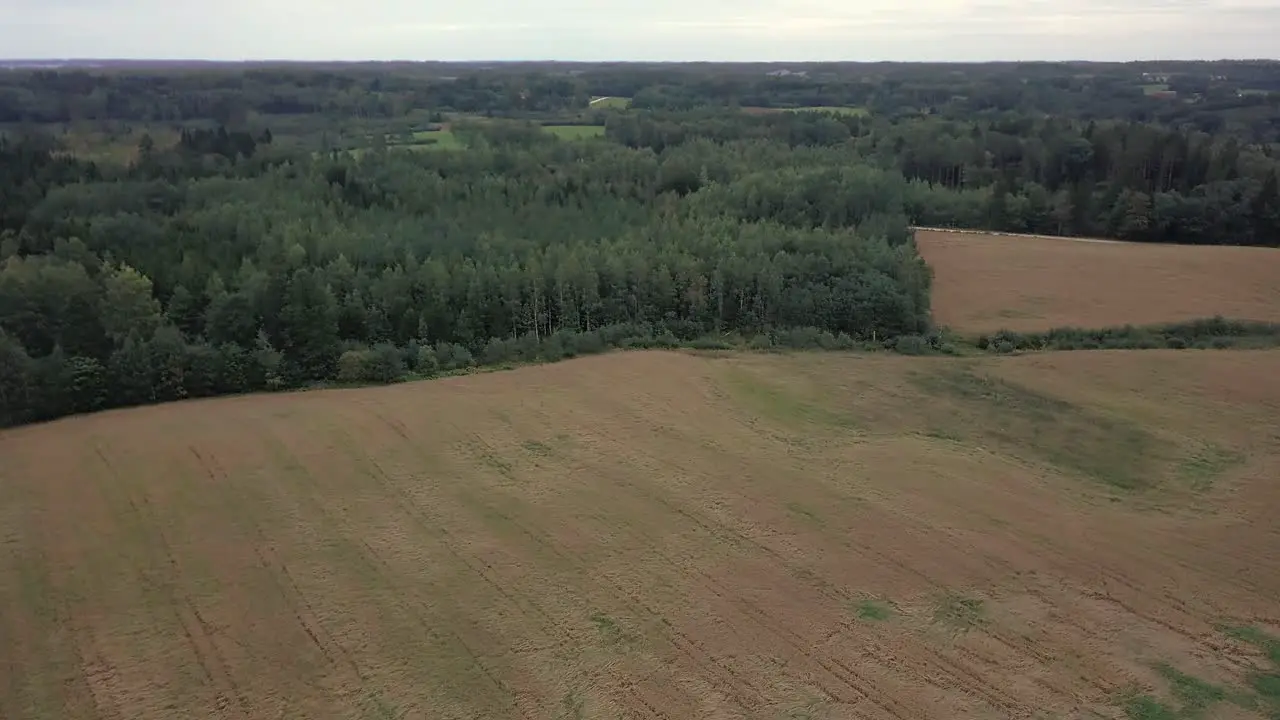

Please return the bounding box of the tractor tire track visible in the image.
[94,445,249,718]
[189,446,363,682]
[268,427,530,720]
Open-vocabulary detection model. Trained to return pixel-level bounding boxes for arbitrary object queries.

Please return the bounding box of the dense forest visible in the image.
[1,60,1278,427]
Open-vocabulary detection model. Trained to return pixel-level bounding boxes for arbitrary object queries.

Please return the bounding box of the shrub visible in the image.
[368,342,405,383]
[893,334,930,356]
[337,348,371,383]
[416,345,440,376]
[688,336,734,351]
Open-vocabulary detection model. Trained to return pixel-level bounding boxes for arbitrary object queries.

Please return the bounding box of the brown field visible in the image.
[4,349,1280,719]
[916,229,1280,333]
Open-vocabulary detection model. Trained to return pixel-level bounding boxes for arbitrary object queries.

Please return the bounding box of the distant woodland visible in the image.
[2,60,1279,426]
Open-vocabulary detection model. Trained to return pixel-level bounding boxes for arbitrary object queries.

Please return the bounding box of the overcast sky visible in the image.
[4,0,1278,62]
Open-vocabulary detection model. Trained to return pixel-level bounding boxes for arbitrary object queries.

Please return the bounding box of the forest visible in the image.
[1,60,1278,426]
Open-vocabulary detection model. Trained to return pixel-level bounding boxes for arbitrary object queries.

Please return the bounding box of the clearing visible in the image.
[589,96,631,109]
[3,349,1280,719]
[542,125,606,140]
[916,229,1280,333]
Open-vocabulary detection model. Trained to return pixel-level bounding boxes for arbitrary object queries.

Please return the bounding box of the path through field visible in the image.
[3,350,1279,719]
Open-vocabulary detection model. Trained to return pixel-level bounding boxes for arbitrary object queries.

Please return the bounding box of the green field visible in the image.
[403,129,463,150]
[589,96,631,109]
[542,125,606,140]
[785,106,869,116]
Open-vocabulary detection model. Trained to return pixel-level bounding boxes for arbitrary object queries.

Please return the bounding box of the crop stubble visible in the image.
[1,350,1279,719]
[915,229,1280,333]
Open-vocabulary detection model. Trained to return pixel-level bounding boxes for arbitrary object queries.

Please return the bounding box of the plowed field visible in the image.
[3,350,1279,719]
[915,229,1280,333]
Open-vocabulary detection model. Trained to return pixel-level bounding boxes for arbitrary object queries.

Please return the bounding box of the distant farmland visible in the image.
[741,105,869,116]
[542,124,606,140]
[588,96,631,109]
[387,125,604,151]
[916,229,1280,333]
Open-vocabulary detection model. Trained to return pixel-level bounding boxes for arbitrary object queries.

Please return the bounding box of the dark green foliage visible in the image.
[893,334,930,356]
[977,318,1280,354]
[0,126,933,426]
[2,60,1277,425]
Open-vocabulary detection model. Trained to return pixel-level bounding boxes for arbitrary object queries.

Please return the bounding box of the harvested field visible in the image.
[3,349,1280,719]
[916,229,1280,333]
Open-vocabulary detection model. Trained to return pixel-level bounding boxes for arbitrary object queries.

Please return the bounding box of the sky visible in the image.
[3,0,1279,62]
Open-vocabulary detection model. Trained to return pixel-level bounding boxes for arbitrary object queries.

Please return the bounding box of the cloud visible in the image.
[1,0,1277,60]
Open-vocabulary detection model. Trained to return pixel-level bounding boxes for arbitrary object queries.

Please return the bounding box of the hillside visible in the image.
[4,350,1280,719]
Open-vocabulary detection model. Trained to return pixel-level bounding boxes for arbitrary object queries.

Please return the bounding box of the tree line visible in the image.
[608,110,1280,246]
[0,129,931,427]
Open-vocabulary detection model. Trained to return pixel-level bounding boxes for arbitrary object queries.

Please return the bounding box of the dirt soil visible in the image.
[916,229,1280,333]
[2,350,1279,719]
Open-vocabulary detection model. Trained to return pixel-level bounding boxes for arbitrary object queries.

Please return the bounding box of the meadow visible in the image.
[541,124,607,140]
[589,96,632,109]
[3,348,1280,719]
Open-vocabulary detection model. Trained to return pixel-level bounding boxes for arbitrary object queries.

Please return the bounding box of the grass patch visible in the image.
[393,130,463,151]
[589,612,636,647]
[543,125,606,140]
[1177,444,1245,490]
[720,367,856,430]
[1154,663,1226,716]
[1225,626,1280,665]
[1123,694,1179,720]
[1225,626,1280,715]
[911,368,1159,490]
[588,96,631,109]
[521,440,554,457]
[855,599,893,621]
[932,591,987,632]
[556,690,587,720]
[785,501,823,526]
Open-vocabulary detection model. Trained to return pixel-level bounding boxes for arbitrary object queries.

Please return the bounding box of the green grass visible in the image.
[855,599,892,621]
[588,612,635,647]
[543,125,606,140]
[931,591,987,632]
[1142,83,1172,95]
[401,130,462,150]
[1123,695,1179,720]
[520,440,554,457]
[911,368,1160,490]
[1154,663,1226,717]
[720,367,857,430]
[588,96,631,109]
[1176,444,1245,490]
[1225,626,1280,716]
